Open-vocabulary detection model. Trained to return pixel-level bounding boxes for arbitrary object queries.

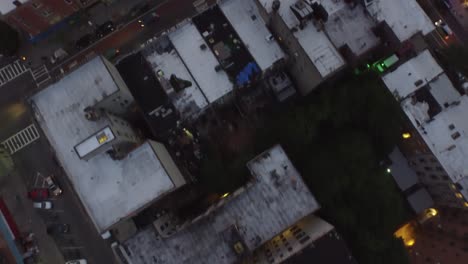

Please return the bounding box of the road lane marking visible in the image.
[1,124,40,154]
[0,60,29,87]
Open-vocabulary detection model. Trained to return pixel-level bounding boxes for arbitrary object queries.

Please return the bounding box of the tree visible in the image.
[252,72,409,264]
[198,143,250,194]
[438,45,468,77]
[0,21,19,56]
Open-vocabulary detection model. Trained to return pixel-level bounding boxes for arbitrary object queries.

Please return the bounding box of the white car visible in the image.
[65,260,87,264]
[434,19,453,39]
[33,201,53,210]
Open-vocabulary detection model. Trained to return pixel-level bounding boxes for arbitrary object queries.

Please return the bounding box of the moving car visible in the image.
[45,175,62,196]
[33,201,53,210]
[138,12,160,27]
[96,21,115,38]
[65,259,87,264]
[27,188,49,201]
[435,19,453,39]
[47,223,70,235]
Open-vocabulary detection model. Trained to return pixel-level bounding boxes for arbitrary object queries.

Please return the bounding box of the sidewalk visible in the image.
[0,170,65,264]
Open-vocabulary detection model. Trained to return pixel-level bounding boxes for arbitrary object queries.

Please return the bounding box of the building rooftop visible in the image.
[388,147,419,191]
[382,50,444,99]
[0,0,27,15]
[321,1,379,56]
[169,21,232,103]
[145,43,209,120]
[192,6,262,86]
[74,126,115,159]
[407,188,434,214]
[365,0,434,42]
[117,53,178,137]
[125,145,319,264]
[32,57,178,232]
[383,50,468,200]
[219,0,284,71]
[258,0,344,77]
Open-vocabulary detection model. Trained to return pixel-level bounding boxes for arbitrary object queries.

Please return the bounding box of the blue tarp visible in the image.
[236,62,260,86]
[28,13,78,44]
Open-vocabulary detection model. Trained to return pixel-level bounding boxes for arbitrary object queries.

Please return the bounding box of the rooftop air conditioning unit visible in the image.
[272,0,280,12]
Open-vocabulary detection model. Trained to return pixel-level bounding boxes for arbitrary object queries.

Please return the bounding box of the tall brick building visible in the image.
[408,207,468,264]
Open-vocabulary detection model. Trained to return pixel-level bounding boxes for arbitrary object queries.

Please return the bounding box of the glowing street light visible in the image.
[402,132,411,139]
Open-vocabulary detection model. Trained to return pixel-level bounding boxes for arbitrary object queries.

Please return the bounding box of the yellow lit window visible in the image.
[97,132,108,144]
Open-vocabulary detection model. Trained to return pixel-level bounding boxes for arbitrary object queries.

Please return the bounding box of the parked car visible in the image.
[49,48,68,64]
[65,259,87,264]
[47,223,70,235]
[33,201,53,210]
[44,175,62,196]
[96,21,115,38]
[435,19,453,39]
[27,188,49,201]
[75,33,95,50]
[138,12,160,27]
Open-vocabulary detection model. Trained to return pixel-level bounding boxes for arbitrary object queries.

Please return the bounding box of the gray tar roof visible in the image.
[125,145,319,264]
[322,0,380,56]
[31,57,177,232]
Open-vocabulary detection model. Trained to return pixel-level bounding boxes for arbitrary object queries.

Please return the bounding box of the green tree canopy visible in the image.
[438,45,468,76]
[0,21,20,56]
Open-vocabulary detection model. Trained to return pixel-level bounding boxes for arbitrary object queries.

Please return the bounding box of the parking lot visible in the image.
[8,125,116,263]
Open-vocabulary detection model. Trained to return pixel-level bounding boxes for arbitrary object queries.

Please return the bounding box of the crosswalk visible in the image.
[1,124,40,154]
[31,64,51,87]
[0,60,29,87]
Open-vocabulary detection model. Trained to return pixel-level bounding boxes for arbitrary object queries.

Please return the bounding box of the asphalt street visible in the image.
[418,0,468,45]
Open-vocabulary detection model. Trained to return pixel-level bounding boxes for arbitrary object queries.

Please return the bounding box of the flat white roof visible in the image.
[32,57,176,232]
[146,48,209,119]
[295,24,344,77]
[169,22,232,103]
[407,188,434,214]
[219,0,284,71]
[383,51,468,200]
[382,50,443,99]
[125,145,319,264]
[258,0,344,77]
[0,0,27,15]
[388,147,419,191]
[75,127,115,158]
[321,1,379,56]
[366,0,435,42]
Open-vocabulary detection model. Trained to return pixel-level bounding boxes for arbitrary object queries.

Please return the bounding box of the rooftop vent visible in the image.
[414,79,423,87]
[272,0,280,12]
[84,107,101,121]
[200,44,207,50]
[215,64,222,72]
